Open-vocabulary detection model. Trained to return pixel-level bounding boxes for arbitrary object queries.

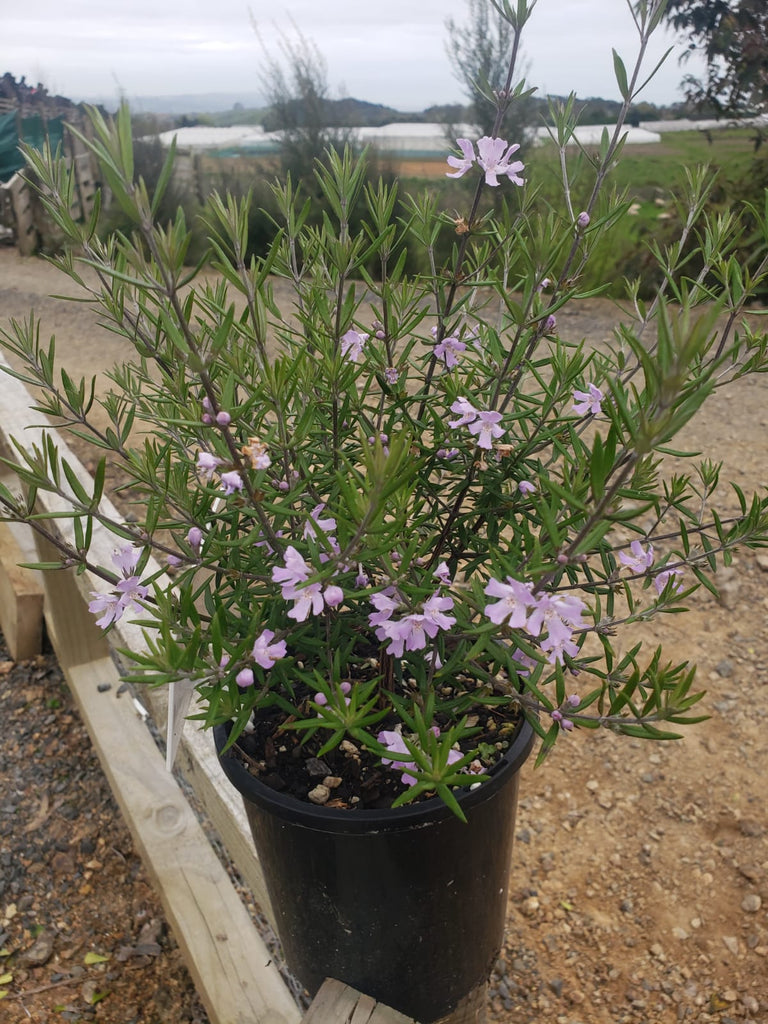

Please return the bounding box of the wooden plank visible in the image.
[6,172,38,256]
[301,980,413,1024]
[0,519,44,660]
[63,653,300,1024]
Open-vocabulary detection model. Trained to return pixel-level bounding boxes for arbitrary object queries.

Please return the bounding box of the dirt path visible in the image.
[1,248,767,1023]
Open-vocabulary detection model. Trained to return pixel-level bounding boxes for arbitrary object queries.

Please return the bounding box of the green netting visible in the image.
[0,113,65,183]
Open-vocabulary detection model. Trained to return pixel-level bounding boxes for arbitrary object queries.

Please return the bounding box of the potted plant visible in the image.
[2,1,768,1019]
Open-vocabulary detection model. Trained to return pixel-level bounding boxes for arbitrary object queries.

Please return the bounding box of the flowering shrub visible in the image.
[2,0,768,817]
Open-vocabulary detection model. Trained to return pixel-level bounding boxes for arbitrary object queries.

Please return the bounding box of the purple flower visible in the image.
[544,314,557,333]
[540,616,580,665]
[303,503,337,541]
[323,584,344,608]
[518,480,536,495]
[340,329,368,363]
[236,668,254,688]
[654,566,685,596]
[572,383,604,416]
[88,549,148,629]
[476,136,525,187]
[111,544,141,576]
[384,366,399,386]
[196,450,223,482]
[468,410,505,450]
[432,328,467,369]
[511,647,537,677]
[220,470,243,495]
[368,588,402,628]
[448,397,479,428]
[166,554,183,567]
[252,629,287,670]
[355,565,369,588]
[619,540,654,574]
[378,729,418,786]
[186,526,204,555]
[433,562,452,586]
[421,593,456,635]
[577,211,591,229]
[445,138,476,179]
[216,410,231,427]
[435,334,466,368]
[272,546,310,592]
[88,592,124,629]
[484,577,535,630]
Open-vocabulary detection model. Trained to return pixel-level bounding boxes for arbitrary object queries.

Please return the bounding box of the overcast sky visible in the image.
[6,1,699,111]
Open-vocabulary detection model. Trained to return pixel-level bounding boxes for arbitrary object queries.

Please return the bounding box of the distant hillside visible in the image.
[83,87,691,129]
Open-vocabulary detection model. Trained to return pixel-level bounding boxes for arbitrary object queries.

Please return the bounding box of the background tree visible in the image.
[664,0,768,119]
[445,0,536,143]
[254,20,348,179]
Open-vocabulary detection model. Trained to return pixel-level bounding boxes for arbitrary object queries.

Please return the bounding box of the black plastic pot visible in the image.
[215,717,534,1023]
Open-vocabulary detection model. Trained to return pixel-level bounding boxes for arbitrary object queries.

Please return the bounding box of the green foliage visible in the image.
[3,1,768,811]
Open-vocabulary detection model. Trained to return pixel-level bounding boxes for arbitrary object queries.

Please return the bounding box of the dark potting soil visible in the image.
[230,695,521,810]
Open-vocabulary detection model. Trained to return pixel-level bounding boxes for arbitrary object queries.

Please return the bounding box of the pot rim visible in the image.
[215,714,535,830]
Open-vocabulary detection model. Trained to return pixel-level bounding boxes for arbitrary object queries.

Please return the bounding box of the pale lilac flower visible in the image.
[619,540,654,574]
[448,397,479,428]
[111,545,140,576]
[654,566,685,596]
[433,562,452,586]
[216,410,231,427]
[436,448,460,460]
[252,629,287,670]
[88,545,148,628]
[220,470,243,495]
[196,450,223,481]
[323,585,344,608]
[314,692,328,706]
[355,566,369,588]
[468,410,505,450]
[287,582,326,622]
[186,526,204,554]
[89,575,147,629]
[476,136,525,187]
[511,647,537,677]
[385,366,399,385]
[378,729,418,785]
[303,503,337,541]
[572,383,604,416]
[544,314,557,333]
[340,329,368,363]
[526,591,587,638]
[434,333,466,368]
[421,593,456,633]
[88,592,124,629]
[236,668,254,688]
[537,277,551,292]
[551,707,574,730]
[577,211,591,229]
[518,480,536,495]
[484,577,535,630]
[541,616,580,665]
[166,554,182,567]
[445,138,476,179]
[272,546,311,593]
[566,694,581,707]
[368,588,402,628]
